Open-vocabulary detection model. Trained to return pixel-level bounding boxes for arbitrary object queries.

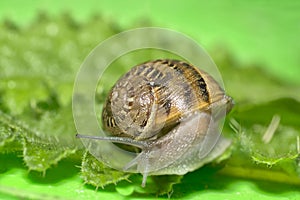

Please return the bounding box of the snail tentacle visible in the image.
[76,133,149,149]
[76,59,234,187]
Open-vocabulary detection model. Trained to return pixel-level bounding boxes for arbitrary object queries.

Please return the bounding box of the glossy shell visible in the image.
[102,59,231,142]
[75,59,235,186]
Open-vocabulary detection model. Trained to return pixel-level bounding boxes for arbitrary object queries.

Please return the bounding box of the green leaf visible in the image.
[0,110,28,152]
[220,97,300,186]
[80,150,130,189]
[23,138,77,173]
[80,151,183,196]
[1,10,300,199]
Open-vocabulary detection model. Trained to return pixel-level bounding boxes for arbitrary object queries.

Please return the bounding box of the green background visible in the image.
[1,0,300,84]
[1,0,300,199]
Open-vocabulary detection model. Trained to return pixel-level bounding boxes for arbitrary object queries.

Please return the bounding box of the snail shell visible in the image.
[78,59,233,187]
[102,59,231,140]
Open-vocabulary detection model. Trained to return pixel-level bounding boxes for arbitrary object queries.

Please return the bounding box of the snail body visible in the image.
[77,59,233,186]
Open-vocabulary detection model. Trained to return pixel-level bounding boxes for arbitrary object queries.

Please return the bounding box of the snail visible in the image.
[76,59,234,187]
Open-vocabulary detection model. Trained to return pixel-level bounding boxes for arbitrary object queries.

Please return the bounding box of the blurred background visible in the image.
[1,1,300,199]
[1,0,300,84]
